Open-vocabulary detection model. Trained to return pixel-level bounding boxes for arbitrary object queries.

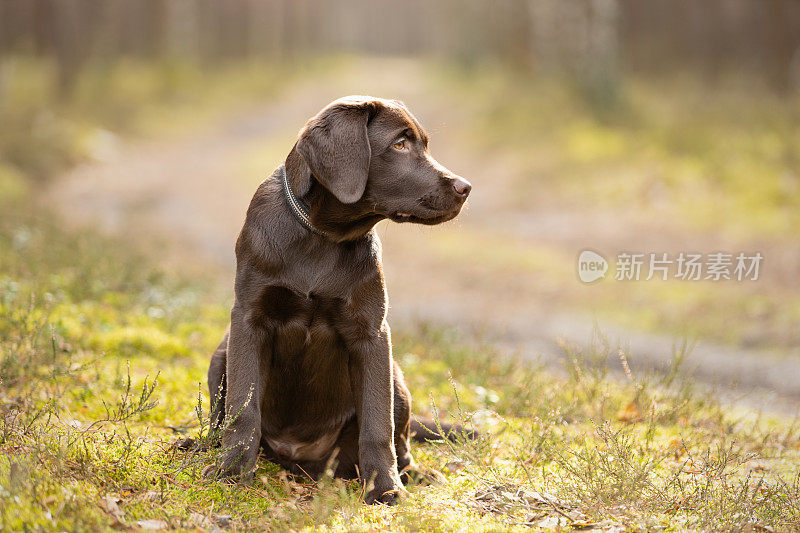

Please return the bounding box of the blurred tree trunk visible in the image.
[32,0,55,55]
[584,0,619,105]
[764,0,800,92]
[527,0,619,104]
[146,0,168,59]
[52,0,85,98]
[527,0,558,71]
[2,0,800,95]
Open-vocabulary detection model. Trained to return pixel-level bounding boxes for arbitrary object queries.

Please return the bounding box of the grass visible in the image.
[2,190,800,531]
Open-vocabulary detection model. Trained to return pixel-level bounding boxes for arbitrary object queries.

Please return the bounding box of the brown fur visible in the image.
[205,96,472,505]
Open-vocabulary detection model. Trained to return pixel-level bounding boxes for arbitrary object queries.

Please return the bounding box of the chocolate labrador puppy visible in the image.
[205,96,472,504]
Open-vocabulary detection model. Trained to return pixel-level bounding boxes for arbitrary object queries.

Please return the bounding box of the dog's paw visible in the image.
[400,465,446,486]
[202,464,220,478]
[202,454,255,483]
[365,486,407,506]
[202,464,253,484]
[361,465,408,505]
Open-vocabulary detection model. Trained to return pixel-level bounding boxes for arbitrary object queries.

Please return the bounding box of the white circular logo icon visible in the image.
[577,249,608,283]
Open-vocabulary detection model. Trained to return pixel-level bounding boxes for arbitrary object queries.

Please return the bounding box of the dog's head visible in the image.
[291,96,471,228]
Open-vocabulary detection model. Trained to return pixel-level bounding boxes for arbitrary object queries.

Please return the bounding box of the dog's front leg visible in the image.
[350,322,406,504]
[209,306,263,480]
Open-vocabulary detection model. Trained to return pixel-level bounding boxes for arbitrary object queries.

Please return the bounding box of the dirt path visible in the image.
[50,59,800,415]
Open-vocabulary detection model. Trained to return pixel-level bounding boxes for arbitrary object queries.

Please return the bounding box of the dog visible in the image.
[205,95,472,504]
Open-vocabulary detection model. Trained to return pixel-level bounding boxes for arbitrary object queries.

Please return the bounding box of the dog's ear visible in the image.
[295,99,376,204]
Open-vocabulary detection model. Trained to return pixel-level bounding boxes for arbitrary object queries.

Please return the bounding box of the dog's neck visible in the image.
[284,149,383,243]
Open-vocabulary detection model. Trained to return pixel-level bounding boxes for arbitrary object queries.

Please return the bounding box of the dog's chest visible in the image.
[253,284,344,326]
[255,285,357,443]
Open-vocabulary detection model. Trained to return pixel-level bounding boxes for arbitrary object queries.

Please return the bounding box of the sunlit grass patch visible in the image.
[395,327,800,531]
[2,192,799,531]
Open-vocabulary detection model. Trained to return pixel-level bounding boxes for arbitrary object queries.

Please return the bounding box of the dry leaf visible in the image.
[746,462,770,473]
[616,402,640,423]
[189,512,223,532]
[445,460,465,473]
[137,519,168,530]
[101,494,125,523]
[534,515,568,530]
[572,519,628,532]
[214,514,231,528]
[140,490,162,502]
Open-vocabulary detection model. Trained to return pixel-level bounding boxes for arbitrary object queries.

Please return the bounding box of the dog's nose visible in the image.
[452,177,472,198]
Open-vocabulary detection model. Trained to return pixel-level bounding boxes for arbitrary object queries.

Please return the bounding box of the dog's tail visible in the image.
[409,417,477,443]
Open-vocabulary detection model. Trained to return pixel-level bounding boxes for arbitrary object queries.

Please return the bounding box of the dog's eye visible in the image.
[392,139,407,151]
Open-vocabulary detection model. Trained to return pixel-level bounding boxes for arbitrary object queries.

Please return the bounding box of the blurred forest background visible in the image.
[3,2,800,530]
[1,0,798,377]
[3,0,800,95]
[2,0,800,375]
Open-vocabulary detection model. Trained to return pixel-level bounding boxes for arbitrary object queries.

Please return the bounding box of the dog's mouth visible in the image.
[388,208,461,225]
